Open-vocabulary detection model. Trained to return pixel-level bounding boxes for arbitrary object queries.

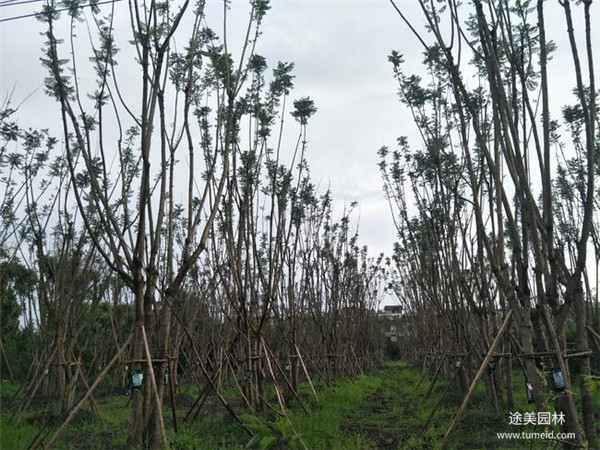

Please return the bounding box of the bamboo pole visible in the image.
[540,304,584,445]
[167,358,178,433]
[44,332,133,449]
[226,358,254,412]
[423,351,447,400]
[295,344,319,402]
[300,347,331,388]
[72,355,103,423]
[349,346,364,375]
[0,337,14,379]
[15,346,59,426]
[262,338,308,414]
[443,310,513,444]
[262,340,286,415]
[423,354,466,431]
[159,291,250,433]
[140,325,167,448]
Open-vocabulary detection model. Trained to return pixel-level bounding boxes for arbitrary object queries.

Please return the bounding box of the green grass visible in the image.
[287,370,381,448]
[0,381,22,401]
[0,362,595,449]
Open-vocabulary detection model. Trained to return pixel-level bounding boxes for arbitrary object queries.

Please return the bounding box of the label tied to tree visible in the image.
[131,371,143,390]
[551,369,565,391]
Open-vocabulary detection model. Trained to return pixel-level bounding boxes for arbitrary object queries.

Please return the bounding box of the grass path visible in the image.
[341,363,426,448]
[286,360,551,449]
[282,360,451,449]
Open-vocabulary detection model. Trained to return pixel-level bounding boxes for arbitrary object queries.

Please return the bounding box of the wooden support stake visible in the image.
[350,346,364,375]
[540,305,583,446]
[167,358,178,433]
[261,339,286,415]
[140,325,167,447]
[226,358,253,412]
[295,344,319,402]
[423,355,465,431]
[0,337,14,380]
[424,351,447,400]
[262,338,307,414]
[443,310,513,444]
[300,347,331,388]
[44,332,133,449]
[15,346,59,427]
[72,354,103,424]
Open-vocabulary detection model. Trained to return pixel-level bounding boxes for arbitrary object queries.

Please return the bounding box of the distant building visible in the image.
[378,305,403,320]
[377,305,403,343]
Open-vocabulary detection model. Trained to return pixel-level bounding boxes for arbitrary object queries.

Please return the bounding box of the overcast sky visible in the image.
[1,0,598,259]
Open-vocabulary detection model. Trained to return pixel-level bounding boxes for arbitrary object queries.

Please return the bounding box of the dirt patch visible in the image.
[65,430,119,449]
[174,392,195,409]
[342,388,404,449]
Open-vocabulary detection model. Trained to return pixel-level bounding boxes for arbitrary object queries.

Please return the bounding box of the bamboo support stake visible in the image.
[226,358,253,412]
[44,332,133,449]
[15,346,59,426]
[262,338,308,414]
[587,325,600,341]
[248,376,285,417]
[159,291,250,433]
[182,327,249,432]
[184,357,227,423]
[300,347,331,388]
[424,351,447,400]
[73,355,103,423]
[423,355,466,431]
[7,355,38,426]
[262,340,286,415]
[185,379,213,423]
[350,346,364,375]
[540,305,584,446]
[167,358,178,433]
[295,344,319,402]
[140,325,167,448]
[0,337,14,379]
[564,350,593,358]
[443,310,513,444]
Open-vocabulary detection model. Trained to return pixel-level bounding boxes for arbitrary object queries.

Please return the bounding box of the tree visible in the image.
[38,0,273,446]
[384,0,598,445]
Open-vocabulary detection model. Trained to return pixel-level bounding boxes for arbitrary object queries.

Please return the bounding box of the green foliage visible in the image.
[251,0,271,23]
[291,97,317,125]
[39,16,75,100]
[242,415,277,449]
[0,256,36,379]
[585,374,600,412]
[270,61,295,99]
[1,331,35,380]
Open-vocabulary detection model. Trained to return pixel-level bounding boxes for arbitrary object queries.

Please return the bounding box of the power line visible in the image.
[0,0,123,23]
[0,0,45,8]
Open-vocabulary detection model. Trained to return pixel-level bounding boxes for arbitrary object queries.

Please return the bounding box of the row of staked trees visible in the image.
[380,0,598,447]
[0,0,387,447]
